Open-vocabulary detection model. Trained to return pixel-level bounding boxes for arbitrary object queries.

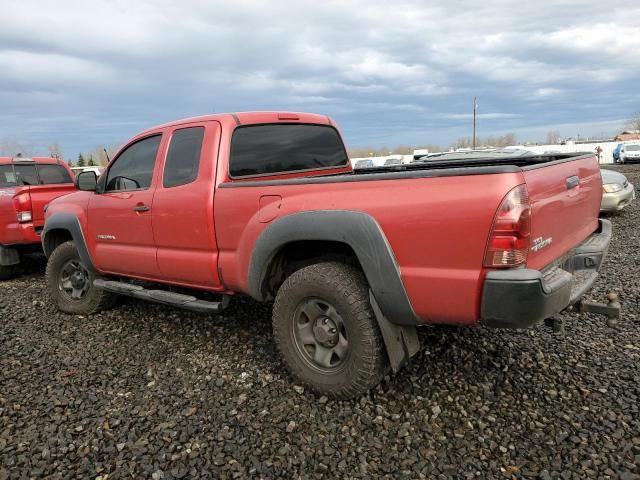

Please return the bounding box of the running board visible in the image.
[94,279,230,314]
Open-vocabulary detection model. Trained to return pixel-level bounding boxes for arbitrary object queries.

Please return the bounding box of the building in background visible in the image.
[614,130,640,142]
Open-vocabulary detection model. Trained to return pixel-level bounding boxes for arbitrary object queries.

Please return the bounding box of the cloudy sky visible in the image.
[1,0,639,157]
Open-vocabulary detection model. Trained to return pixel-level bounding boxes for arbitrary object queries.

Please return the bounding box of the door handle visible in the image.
[133,204,150,212]
[565,175,580,190]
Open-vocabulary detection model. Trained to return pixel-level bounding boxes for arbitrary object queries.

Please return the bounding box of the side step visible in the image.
[94,279,230,314]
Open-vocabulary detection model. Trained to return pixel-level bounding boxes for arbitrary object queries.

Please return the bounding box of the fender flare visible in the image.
[41,213,96,272]
[248,210,420,326]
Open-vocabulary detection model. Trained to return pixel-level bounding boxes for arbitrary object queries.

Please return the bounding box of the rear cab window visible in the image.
[229,123,348,178]
[14,165,39,185]
[37,164,73,184]
[0,165,17,187]
[0,164,73,187]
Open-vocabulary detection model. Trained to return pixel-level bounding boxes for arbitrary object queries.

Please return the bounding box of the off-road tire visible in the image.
[272,262,388,398]
[45,241,115,314]
[0,264,17,281]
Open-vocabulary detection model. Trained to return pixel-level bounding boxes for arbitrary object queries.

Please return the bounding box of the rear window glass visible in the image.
[37,164,73,184]
[0,165,17,187]
[626,145,640,151]
[0,164,72,187]
[229,124,348,178]
[14,165,38,186]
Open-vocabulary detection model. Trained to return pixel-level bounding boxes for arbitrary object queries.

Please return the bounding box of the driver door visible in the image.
[87,134,163,278]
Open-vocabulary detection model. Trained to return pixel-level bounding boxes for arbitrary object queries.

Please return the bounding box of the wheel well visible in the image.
[43,229,73,257]
[261,240,363,299]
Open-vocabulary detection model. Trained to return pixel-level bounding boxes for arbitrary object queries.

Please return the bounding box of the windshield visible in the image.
[626,145,640,151]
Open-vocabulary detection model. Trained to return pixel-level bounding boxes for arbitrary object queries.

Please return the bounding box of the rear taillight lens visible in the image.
[13,193,33,224]
[484,184,531,268]
[16,211,32,222]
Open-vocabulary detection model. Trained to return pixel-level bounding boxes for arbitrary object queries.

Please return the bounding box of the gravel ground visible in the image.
[1,165,640,480]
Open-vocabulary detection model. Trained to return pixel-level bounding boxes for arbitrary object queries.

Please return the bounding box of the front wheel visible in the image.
[272,262,388,398]
[45,241,115,314]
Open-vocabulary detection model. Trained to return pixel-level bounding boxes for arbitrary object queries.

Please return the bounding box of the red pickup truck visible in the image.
[0,156,75,279]
[42,112,612,397]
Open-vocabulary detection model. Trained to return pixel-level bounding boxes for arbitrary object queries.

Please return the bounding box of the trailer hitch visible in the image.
[577,292,621,320]
[545,292,621,333]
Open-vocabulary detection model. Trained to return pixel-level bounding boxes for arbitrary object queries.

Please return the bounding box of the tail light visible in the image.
[484,184,531,268]
[13,192,33,223]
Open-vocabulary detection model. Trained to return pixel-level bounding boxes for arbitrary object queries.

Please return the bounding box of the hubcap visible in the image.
[293,298,349,371]
[59,260,90,301]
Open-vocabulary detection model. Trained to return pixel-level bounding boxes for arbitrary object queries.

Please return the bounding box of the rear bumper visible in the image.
[481,219,612,328]
[1,222,42,245]
[601,183,635,212]
[621,156,640,164]
[0,222,43,265]
[0,244,20,266]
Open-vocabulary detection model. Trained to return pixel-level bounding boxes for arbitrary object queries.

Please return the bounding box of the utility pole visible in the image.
[472,97,478,149]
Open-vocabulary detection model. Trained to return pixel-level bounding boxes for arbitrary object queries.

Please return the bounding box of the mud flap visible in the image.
[370,291,420,372]
[0,245,20,266]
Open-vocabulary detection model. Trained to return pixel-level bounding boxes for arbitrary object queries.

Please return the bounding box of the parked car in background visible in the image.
[619,143,640,164]
[70,166,104,177]
[354,158,374,169]
[600,169,635,212]
[384,157,403,166]
[612,143,623,163]
[0,157,76,279]
[42,112,611,397]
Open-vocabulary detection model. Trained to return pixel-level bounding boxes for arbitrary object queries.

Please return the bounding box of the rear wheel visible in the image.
[272,262,387,398]
[45,241,115,314]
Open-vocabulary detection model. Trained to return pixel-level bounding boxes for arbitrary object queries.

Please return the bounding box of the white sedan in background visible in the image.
[601,169,635,213]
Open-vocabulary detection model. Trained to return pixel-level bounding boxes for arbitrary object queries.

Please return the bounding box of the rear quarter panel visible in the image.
[214,172,524,325]
[29,184,77,225]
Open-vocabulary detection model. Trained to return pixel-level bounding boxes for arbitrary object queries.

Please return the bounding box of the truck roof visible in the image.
[134,111,334,137]
[0,156,68,165]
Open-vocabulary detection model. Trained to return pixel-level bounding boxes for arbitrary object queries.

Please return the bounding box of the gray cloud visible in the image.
[0,0,639,156]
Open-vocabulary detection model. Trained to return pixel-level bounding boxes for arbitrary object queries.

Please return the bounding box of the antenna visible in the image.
[103,148,110,163]
[472,97,478,149]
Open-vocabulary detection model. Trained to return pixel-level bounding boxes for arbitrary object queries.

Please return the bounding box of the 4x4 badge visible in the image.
[531,236,553,252]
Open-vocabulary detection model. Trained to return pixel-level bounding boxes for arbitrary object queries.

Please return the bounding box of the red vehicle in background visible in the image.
[42,112,614,397]
[0,156,75,279]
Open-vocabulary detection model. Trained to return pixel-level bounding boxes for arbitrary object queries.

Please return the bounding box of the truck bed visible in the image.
[227,152,593,186]
[216,151,602,326]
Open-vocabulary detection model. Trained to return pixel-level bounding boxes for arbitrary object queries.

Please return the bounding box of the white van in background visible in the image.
[619,143,640,164]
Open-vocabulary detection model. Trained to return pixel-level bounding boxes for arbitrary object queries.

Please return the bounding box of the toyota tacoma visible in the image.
[42,112,612,397]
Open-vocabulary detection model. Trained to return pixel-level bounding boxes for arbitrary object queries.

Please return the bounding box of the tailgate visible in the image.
[523,154,602,270]
[27,185,76,225]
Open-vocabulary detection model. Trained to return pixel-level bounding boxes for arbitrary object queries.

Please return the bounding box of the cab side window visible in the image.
[105,135,161,192]
[163,127,204,188]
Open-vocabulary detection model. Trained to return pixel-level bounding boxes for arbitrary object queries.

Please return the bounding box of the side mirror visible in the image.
[75,171,98,191]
